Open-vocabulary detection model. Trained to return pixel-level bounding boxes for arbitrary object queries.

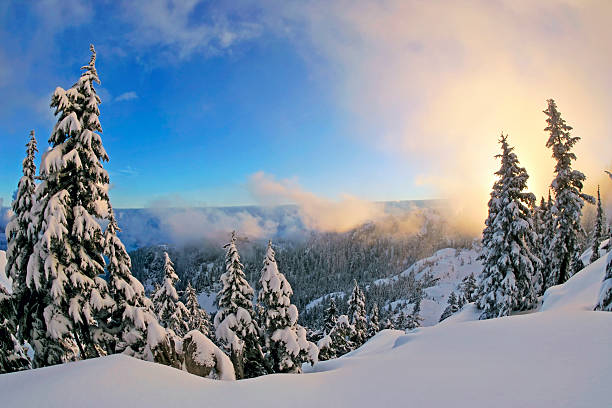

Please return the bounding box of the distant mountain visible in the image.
[1,200,443,251]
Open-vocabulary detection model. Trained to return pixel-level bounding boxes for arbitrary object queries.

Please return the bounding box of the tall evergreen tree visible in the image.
[4,131,41,366]
[367,303,380,338]
[258,241,317,373]
[184,282,212,337]
[540,191,556,294]
[214,232,265,379]
[477,134,540,319]
[5,130,38,299]
[26,45,116,365]
[544,99,594,285]
[347,279,367,347]
[590,185,606,263]
[102,208,168,363]
[152,252,189,337]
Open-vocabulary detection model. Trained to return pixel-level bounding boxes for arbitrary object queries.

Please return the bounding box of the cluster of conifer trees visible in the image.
[0,46,319,379]
[475,99,611,319]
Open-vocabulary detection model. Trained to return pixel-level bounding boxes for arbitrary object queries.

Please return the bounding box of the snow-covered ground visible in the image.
[377,247,482,325]
[196,290,218,314]
[2,250,609,407]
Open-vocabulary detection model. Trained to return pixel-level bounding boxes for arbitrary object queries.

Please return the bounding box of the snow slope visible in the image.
[196,290,218,314]
[377,247,482,325]
[1,250,610,407]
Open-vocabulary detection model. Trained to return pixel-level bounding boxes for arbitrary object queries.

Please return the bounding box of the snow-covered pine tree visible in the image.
[540,192,556,294]
[544,99,595,285]
[214,232,266,379]
[184,282,212,337]
[590,185,606,263]
[439,291,459,322]
[475,145,505,303]
[323,298,338,335]
[367,302,380,338]
[317,299,340,361]
[316,331,336,361]
[26,45,116,365]
[406,297,423,330]
[457,293,466,309]
[530,198,545,295]
[4,131,42,366]
[347,279,367,347]
[477,134,540,319]
[394,310,406,330]
[5,130,38,307]
[595,171,612,311]
[0,282,31,373]
[101,207,170,364]
[152,252,190,337]
[331,314,354,356]
[258,241,317,373]
[459,273,478,302]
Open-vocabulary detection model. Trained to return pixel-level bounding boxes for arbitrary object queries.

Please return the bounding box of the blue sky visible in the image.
[0,0,423,208]
[1,1,610,221]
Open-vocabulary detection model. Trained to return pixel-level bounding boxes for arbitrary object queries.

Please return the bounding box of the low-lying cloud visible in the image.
[247,171,385,233]
[262,0,612,231]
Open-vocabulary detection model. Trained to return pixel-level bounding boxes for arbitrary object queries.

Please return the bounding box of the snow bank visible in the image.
[2,254,610,407]
[542,253,608,312]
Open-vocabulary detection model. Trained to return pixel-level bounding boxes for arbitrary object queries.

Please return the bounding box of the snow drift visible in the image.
[1,250,610,407]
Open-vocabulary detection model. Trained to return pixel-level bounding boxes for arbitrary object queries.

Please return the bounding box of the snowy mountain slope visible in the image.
[196,290,218,314]
[377,247,482,325]
[2,250,609,408]
[305,292,345,311]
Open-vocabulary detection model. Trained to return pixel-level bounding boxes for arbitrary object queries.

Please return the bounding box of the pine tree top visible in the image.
[258,241,293,307]
[217,232,254,313]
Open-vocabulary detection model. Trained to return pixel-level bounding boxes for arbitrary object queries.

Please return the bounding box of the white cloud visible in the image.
[259,0,612,230]
[115,91,138,102]
[247,171,384,233]
[120,0,262,59]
